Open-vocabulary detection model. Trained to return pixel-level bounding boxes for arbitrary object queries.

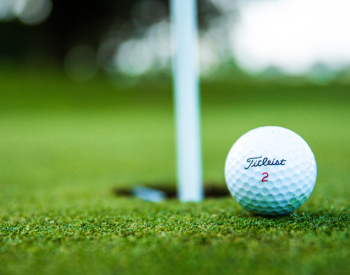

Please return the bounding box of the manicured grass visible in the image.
[0,67,349,274]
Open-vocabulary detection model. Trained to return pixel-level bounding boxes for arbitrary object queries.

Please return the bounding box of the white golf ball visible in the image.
[225,126,317,215]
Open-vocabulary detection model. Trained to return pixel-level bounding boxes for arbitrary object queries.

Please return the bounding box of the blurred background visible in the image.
[1,0,350,83]
[0,0,349,204]
[0,2,349,274]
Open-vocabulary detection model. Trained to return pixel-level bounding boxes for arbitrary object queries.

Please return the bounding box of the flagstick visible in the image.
[171,0,203,202]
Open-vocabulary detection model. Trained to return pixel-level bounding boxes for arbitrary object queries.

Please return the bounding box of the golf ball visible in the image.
[225,126,317,215]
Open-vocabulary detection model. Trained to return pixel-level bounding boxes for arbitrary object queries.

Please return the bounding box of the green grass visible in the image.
[0,67,350,274]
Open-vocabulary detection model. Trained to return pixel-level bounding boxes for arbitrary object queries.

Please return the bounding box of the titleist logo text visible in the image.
[244,156,286,170]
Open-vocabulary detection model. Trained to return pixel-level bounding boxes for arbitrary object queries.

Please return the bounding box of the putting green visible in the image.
[0,69,349,274]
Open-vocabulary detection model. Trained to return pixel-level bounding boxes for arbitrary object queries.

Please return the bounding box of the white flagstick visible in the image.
[171,0,203,202]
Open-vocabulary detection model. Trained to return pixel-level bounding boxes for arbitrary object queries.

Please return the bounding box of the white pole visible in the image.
[171,0,203,202]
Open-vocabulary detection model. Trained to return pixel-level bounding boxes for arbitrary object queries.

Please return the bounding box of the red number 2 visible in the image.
[262,172,269,182]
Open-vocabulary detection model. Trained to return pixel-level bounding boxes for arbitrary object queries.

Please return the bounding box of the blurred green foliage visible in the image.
[0,0,218,63]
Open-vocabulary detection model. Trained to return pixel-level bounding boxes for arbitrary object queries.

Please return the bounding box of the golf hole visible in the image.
[113,183,230,201]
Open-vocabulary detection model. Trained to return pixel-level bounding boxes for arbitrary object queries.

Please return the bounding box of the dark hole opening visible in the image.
[113,183,230,199]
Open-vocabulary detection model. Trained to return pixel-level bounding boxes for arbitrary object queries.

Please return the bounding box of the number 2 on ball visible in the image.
[262,172,269,182]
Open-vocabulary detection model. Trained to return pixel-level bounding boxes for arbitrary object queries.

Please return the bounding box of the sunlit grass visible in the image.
[0,69,349,274]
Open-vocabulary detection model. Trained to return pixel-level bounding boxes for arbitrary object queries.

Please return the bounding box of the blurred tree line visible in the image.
[0,0,218,65]
[0,0,166,64]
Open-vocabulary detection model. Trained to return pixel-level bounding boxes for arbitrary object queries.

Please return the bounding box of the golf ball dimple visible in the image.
[225,126,317,216]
